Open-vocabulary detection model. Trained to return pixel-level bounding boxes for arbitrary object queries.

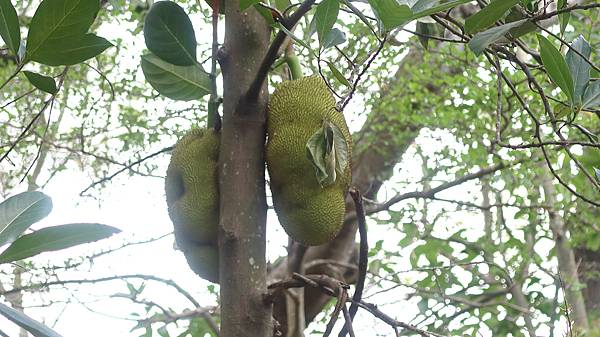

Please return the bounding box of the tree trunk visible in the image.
[575,248,600,322]
[539,166,589,332]
[218,2,272,337]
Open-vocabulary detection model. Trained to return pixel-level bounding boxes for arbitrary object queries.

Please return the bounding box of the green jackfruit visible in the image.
[165,128,220,283]
[180,243,219,283]
[166,128,220,244]
[266,76,352,246]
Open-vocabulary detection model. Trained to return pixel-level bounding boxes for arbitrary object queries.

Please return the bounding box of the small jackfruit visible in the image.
[165,128,220,283]
[266,76,352,246]
[166,128,220,244]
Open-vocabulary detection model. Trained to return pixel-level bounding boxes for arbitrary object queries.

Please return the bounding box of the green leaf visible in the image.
[254,3,276,26]
[411,0,439,13]
[0,223,120,264]
[25,0,101,64]
[30,33,112,66]
[23,71,58,94]
[315,0,339,47]
[553,102,571,120]
[322,28,346,50]
[141,53,211,101]
[277,22,313,52]
[306,120,349,187]
[240,0,260,11]
[327,61,351,87]
[503,8,536,39]
[468,19,526,55]
[274,0,291,11]
[0,302,63,337]
[157,326,171,337]
[464,0,520,34]
[0,191,52,248]
[537,34,575,103]
[416,22,431,49]
[565,35,591,104]
[0,0,20,56]
[144,1,197,66]
[368,0,412,32]
[411,0,472,21]
[558,0,569,35]
[583,81,600,109]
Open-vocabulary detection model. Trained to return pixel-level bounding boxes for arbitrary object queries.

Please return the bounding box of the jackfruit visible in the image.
[266,76,352,246]
[166,128,220,244]
[179,242,219,284]
[165,128,220,283]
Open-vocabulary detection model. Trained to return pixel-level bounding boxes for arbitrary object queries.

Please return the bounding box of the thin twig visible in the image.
[79,145,173,195]
[338,188,368,337]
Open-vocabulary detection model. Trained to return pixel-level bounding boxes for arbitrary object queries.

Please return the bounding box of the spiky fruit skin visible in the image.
[181,243,219,284]
[266,76,352,246]
[166,128,220,244]
[165,128,220,283]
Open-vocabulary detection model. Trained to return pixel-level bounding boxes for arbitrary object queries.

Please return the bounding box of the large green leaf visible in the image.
[25,0,100,64]
[315,0,339,47]
[368,0,412,32]
[464,0,520,34]
[468,19,526,55]
[141,53,211,101]
[144,1,197,66]
[0,0,20,55]
[0,191,52,248]
[23,71,58,94]
[411,0,472,21]
[0,302,62,337]
[30,33,111,66]
[537,34,575,104]
[0,223,121,263]
[565,35,591,104]
[583,81,600,109]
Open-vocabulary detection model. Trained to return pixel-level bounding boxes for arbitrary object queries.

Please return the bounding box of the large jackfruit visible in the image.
[266,76,352,246]
[165,128,220,283]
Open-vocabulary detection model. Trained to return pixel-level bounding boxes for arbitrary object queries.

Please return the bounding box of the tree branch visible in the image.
[245,0,317,101]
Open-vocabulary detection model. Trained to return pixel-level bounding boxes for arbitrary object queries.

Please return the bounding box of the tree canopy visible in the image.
[1,0,600,337]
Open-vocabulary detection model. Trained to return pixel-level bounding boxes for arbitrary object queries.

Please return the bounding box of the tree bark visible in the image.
[540,166,589,332]
[575,247,600,318]
[218,2,272,337]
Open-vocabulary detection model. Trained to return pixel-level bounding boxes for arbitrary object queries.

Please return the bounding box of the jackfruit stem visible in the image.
[285,46,303,80]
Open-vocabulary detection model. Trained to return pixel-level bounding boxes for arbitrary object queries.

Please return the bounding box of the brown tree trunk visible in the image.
[575,248,600,321]
[218,2,272,337]
[540,166,589,332]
